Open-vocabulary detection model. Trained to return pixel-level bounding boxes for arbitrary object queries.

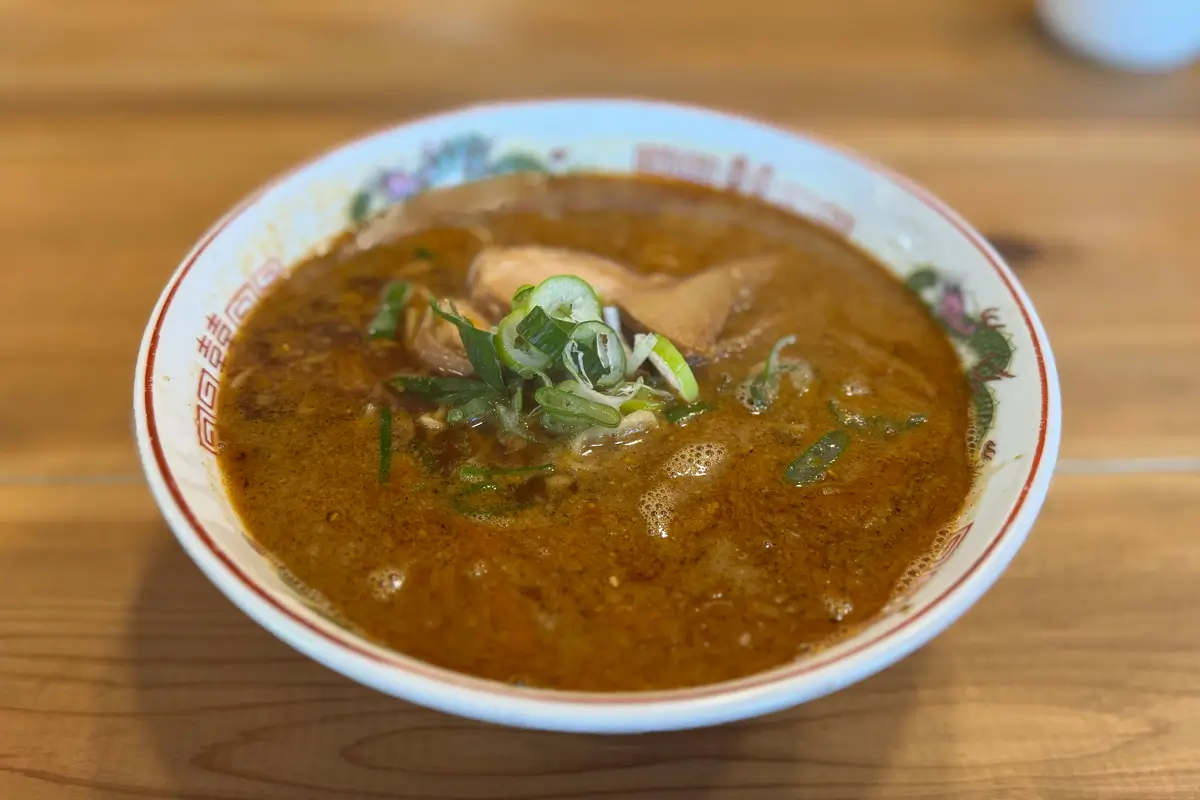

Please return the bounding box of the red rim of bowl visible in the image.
[137,98,1054,709]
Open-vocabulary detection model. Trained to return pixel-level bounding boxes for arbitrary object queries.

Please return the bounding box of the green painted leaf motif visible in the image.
[905,267,939,294]
[489,152,548,175]
[349,190,374,224]
[968,326,1014,379]
[971,383,997,445]
[903,264,1012,452]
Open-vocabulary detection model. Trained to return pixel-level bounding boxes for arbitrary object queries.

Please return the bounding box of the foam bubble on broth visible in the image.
[663,441,728,479]
[368,566,407,600]
[639,483,677,539]
[823,596,854,622]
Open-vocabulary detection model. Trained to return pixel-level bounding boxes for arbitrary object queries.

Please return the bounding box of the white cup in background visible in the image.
[1037,0,1200,72]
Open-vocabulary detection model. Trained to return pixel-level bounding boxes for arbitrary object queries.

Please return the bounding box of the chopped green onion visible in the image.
[447,395,496,426]
[518,367,554,387]
[496,307,553,372]
[785,430,849,486]
[556,379,624,408]
[558,377,667,412]
[366,280,412,339]
[534,386,621,428]
[458,465,491,484]
[539,412,593,435]
[566,321,626,388]
[495,398,538,442]
[603,306,633,358]
[459,463,554,483]
[647,335,700,403]
[389,375,496,406]
[626,333,658,377]
[750,335,797,408]
[511,284,535,309]
[619,385,668,414]
[429,299,505,390]
[665,401,710,425]
[378,407,393,484]
[514,305,573,360]
[414,246,434,260]
[509,381,524,415]
[528,275,603,324]
[829,400,927,437]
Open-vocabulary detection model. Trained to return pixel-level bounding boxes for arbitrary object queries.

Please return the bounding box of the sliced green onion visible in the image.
[495,398,538,442]
[388,375,495,406]
[539,412,593,435]
[534,386,621,428]
[786,430,849,486]
[518,367,554,387]
[511,284,535,309]
[626,333,658,377]
[620,384,668,414]
[509,381,524,415]
[567,321,626,388]
[602,306,633,358]
[555,379,626,409]
[750,335,797,408]
[647,335,700,403]
[459,463,554,483]
[665,401,710,425]
[378,407,393,484]
[429,300,505,390]
[557,377,666,412]
[528,275,603,324]
[515,305,573,360]
[829,400,927,437]
[602,305,623,333]
[447,395,496,426]
[561,341,589,387]
[367,280,412,339]
[414,246,434,260]
[496,307,553,372]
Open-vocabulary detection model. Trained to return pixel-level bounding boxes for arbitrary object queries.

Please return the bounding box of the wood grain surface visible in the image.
[2,477,1198,799]
[2,0,1198,797]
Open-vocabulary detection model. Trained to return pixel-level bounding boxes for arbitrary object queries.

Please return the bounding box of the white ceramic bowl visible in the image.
[134,99,1061,734]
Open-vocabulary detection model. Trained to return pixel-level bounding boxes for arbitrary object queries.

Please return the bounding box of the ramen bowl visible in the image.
[133,98,1060,733]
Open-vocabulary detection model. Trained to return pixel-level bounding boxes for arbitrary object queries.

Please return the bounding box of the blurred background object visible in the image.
[1038,0,1200,72]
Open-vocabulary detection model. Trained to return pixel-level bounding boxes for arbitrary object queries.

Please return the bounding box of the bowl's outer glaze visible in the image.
[134,99,1061,733]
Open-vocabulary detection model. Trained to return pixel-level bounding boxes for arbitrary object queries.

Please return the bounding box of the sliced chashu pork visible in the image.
[410,298,492,377]
[467,245,675,319]
[618,255,779,360]
[351,173,549,252]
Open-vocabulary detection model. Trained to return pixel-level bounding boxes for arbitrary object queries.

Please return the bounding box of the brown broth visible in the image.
[216,175,973,691]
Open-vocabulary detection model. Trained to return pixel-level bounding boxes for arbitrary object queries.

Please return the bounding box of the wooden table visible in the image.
[3,1,1199,797]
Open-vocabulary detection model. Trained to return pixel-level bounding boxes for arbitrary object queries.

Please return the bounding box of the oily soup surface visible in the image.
[217,176,973,691]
